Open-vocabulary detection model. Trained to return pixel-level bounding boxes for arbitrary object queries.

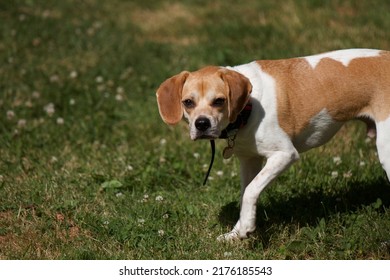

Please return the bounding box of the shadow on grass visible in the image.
[218,176,390,245]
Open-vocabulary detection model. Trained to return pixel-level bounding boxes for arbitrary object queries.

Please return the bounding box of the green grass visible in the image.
[1,0,390,259]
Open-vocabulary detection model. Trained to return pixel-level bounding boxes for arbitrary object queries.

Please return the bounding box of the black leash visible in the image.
[202,101,252,186]
[203,139,215,186]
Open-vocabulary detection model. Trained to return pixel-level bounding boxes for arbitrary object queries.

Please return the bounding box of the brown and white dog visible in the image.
[156,49,390,241]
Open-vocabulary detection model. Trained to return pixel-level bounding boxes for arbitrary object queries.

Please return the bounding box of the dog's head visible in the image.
[156,66,252,140]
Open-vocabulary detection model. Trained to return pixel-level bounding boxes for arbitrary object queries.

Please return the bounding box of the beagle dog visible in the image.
[156,49,390,241]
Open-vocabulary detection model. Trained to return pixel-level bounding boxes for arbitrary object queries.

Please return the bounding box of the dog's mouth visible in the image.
[190,130,220,141]
[195,134,218,140]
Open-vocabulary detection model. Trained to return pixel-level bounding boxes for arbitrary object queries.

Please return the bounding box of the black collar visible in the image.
[219,101,252,139]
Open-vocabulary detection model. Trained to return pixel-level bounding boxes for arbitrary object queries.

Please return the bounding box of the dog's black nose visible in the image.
[195,117,211,131]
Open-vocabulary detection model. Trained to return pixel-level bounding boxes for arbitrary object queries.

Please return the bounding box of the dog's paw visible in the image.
[238,220,256,239]
[217,228,240,242]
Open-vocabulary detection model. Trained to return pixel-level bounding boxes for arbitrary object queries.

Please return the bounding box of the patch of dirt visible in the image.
[131,2,201,45]
[0,209,91,259]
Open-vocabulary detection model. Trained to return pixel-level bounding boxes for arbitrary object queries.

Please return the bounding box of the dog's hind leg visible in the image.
[376,116,390,181]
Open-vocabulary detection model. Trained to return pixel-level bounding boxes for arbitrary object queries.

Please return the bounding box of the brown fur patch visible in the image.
[258,51,390,138]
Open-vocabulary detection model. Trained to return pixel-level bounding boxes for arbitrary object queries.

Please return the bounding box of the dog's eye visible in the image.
[212,98,225,107]
[182,99,195,108]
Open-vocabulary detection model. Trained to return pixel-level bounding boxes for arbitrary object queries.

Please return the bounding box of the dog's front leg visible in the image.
[217,151,298,241]
[238,150,298,239]
[217,157,263,241]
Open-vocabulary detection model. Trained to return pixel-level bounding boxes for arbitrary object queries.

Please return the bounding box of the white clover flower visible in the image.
[44,103,55,117]
[116,87,124,94]
[160,138,167,146]
[32,91,41,99]
[162,214,169,219]
[224,252,232,257]
[333,156,342,165]
[359,161,366,166]
[331,171,338,178]
[137,218,145,225]
[6,110,15,120]
[155,195,164,202]
[69,71,78,79]
[193,153,200,159]
[158,229,165,236]
[127,165,134,171]
[216,170,224,177]
[17,119,26,128]
[25,100,33,108]
[95,76,104,83]
[115,94,123,101]
[56,117,64,125]
[69,98,76,105]
[50,75,59,83]
[116,192,124,198]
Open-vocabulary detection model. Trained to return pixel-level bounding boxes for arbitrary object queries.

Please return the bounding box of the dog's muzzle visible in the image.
[191,116,220,140]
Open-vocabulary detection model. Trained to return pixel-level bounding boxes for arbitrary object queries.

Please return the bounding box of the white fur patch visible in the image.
[304,49,381,69]
[230,62,298,157]
[376,116,390,180]
[293,109,343,152]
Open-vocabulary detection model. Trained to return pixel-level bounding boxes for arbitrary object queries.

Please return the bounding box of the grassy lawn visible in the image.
[1,0,390,259]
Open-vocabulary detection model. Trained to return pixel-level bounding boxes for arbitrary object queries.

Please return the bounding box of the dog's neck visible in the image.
[219,101,252,139]
[204,101,252,185]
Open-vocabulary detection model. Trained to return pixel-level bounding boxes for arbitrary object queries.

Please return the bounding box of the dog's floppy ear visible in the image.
[156,71,189,125]
[220,69,252,123]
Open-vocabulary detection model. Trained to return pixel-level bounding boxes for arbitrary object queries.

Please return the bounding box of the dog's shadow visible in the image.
[218,176,390,245]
